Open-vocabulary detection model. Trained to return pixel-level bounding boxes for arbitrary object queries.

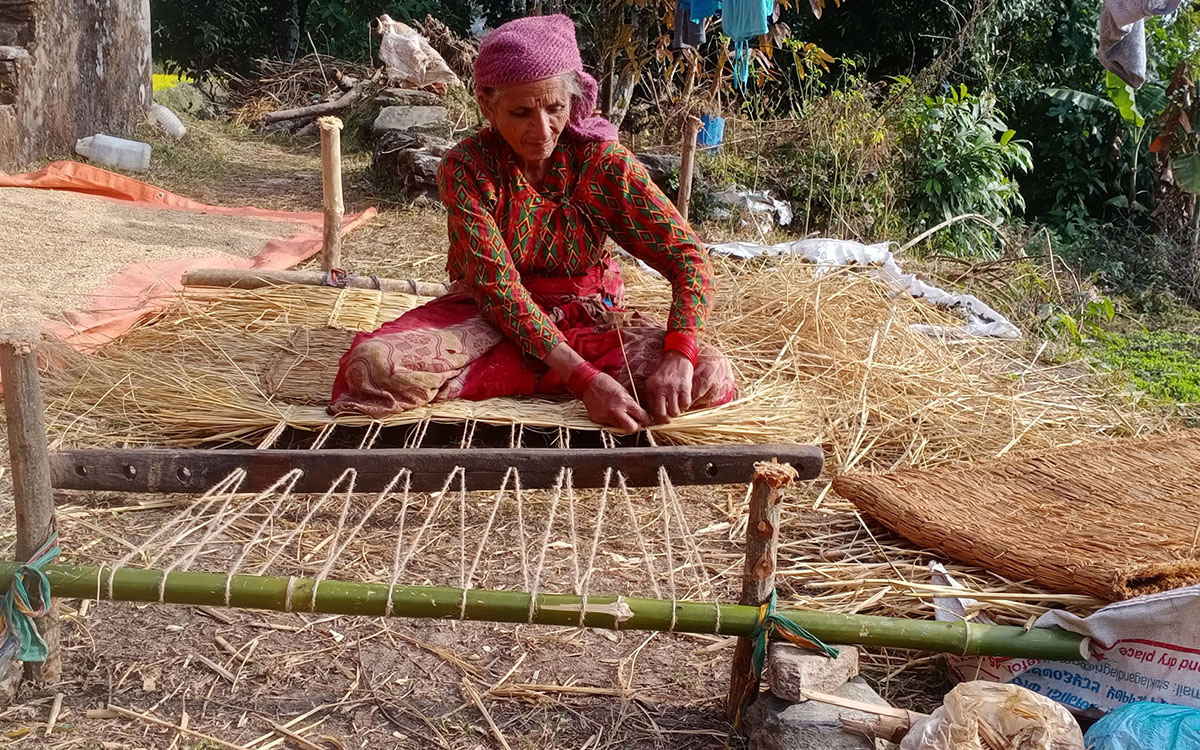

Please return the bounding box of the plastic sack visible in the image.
[373,14,460,92]
[901,682,1083,750]
[1084,702,1200,750]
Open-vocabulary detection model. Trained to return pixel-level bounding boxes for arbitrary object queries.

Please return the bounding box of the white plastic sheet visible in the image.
[933,566,1200,717]
[376,14,460,91]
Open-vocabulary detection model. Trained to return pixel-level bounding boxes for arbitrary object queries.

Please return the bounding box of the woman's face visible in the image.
[482,76,571,165]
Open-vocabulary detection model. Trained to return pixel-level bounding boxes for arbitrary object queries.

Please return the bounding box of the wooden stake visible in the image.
[0,338,60,685]
[677,115,703,222]
[317,116,345,272]
[726,461,797,724]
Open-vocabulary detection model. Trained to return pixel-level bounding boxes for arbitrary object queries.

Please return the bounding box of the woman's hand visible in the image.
[581,373,651,433]
[645,351,694,423]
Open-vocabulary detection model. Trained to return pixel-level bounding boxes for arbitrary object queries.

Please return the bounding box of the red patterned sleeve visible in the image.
[577,142,713,339]
[437,147,564,360]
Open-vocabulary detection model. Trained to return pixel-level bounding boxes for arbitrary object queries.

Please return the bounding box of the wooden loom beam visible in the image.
[50,445,824,494]
[0,339,61,686]
[180,268,451,298]
[0,562,1091,662]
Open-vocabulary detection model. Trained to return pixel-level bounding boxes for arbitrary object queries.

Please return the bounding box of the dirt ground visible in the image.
[1,119,944,749]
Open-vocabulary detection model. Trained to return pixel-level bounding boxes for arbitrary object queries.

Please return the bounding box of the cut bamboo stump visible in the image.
[0,338,60,686]
[727,461,797,723]
[318,116,345,272]
[677,115,703,222]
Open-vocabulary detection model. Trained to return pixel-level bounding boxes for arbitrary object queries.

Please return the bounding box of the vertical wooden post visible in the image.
[0,338,60,685]
[726,462,797,724]
[317,116,344,273]
[677,115,703,222]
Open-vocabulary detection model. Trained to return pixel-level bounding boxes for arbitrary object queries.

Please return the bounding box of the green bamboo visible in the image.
[0,562,1089,661]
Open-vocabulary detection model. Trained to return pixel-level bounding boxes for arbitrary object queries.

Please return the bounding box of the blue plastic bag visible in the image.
[1085,702,1200,750]
[697,114,725,151]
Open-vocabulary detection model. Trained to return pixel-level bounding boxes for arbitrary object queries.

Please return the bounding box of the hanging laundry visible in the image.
[723,0,773,88]
[1098,0,1184,88]
[689,0,720,23]
[673,0,708,50]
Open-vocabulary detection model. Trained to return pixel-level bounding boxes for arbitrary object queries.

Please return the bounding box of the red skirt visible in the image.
[329,263,736,418]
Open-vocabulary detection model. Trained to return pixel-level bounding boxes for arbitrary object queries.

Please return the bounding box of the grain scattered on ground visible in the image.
[0,186,308,328]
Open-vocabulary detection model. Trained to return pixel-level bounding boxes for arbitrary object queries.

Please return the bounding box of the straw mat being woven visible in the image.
[833,431,1200,601]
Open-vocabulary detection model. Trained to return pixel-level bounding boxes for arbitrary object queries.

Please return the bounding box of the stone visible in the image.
[154,83,216,120]
[635,153,682,192]
[372,105,449,134]
[768,643,860,702]
[372,128,452,201]
[744,678,890,750]
[375,88,443,107]
[636,152,706,197]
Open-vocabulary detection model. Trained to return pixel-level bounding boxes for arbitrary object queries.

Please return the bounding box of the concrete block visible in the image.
[768,643,860,701]
[745,677,889,750]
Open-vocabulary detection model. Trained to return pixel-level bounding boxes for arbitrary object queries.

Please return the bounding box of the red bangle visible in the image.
[664,332,700,366]
[567,361,601,398]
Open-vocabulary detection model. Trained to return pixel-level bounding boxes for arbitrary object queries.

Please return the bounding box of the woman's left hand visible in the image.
[645,351,694,423]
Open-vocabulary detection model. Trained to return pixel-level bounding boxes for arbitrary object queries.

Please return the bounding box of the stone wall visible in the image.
[0,0,151,168]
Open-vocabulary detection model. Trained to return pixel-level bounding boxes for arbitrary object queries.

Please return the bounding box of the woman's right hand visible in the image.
[581,373,651,433]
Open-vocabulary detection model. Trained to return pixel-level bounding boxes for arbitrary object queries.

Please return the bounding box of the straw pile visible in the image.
[40,255,1154,463]
[833,431,1200,601]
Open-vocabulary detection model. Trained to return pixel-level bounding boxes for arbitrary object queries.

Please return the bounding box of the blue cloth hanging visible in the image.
[673,0,708,50]
[723,0,772,88]
[689,0,720,23]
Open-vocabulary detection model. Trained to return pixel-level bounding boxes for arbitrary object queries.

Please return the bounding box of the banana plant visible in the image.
[1044,72,1168,209]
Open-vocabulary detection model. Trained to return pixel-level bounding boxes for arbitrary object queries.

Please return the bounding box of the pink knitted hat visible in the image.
[475,14,618,143]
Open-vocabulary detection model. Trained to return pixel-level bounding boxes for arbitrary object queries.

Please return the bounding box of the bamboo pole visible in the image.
[0,562,1090,662]
[727,462,794,721]
[318,116,344,272]
[677,114,703,222]
[0,339,60,685]
[181,268,450,298]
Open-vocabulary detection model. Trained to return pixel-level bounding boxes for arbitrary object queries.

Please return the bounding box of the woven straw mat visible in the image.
[832,431,1200,601]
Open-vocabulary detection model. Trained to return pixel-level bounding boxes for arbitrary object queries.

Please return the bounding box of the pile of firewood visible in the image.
[225,16,477,136]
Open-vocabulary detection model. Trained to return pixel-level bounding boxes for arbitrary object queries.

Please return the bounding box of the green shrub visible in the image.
[699,79,908,241]
[903,84,1033,257]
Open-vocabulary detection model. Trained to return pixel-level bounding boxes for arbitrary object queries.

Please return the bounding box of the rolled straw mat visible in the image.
[833,431,1200,601]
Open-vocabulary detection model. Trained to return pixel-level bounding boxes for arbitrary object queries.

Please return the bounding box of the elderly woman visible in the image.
[330,15,736,432]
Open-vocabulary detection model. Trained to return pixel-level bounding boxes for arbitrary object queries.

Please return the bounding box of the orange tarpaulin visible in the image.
[1,161,376,352]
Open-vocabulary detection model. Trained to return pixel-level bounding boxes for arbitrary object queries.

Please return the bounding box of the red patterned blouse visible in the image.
[436,128,713,361]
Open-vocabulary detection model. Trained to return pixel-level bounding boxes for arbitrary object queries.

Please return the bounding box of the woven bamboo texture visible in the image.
[833,431,1200,601]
